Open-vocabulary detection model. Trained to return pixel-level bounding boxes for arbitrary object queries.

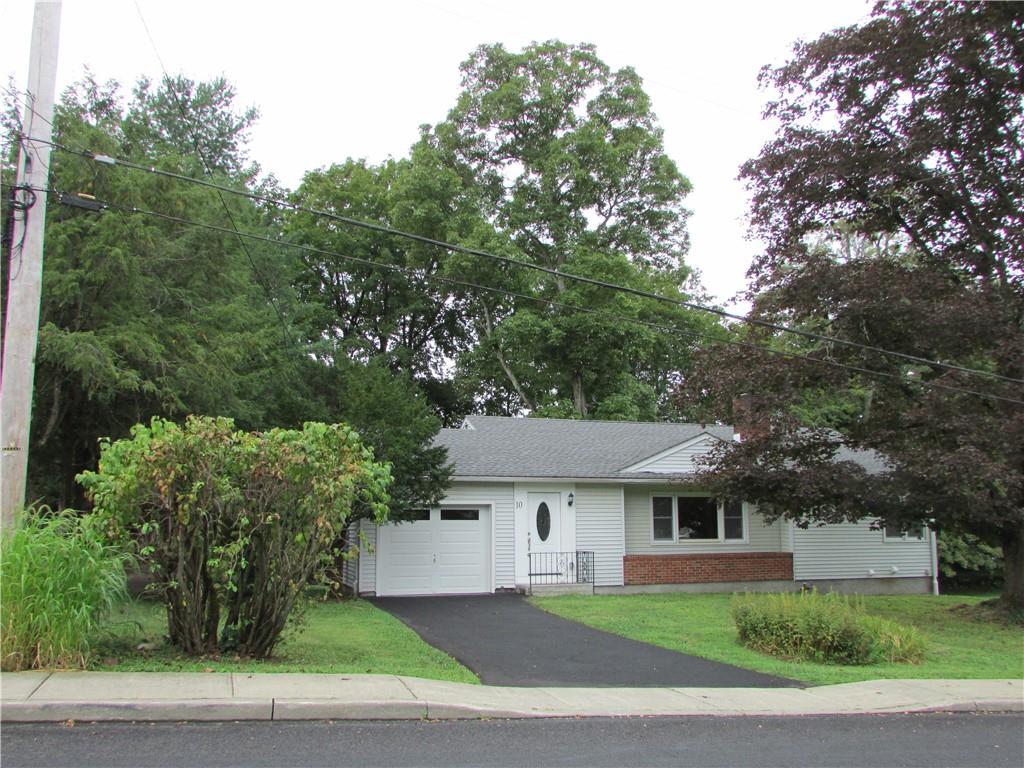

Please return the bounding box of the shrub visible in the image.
[1,506,131,671]
[79,416,391,658]
[938,531,1003,591]
[731,591,925,665]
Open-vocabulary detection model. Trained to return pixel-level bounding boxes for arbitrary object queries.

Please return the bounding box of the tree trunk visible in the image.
[998,521,1024,611]
[479,301,536,411]
[572,372,588,417]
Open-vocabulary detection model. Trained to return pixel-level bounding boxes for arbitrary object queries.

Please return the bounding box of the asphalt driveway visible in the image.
[373,594,799,688]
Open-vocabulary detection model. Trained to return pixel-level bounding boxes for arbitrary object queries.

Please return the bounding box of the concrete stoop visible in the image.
[1,672,1021,722]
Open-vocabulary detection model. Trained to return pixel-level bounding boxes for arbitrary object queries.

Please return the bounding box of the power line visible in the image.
[18,181,1023,407]
[3,83,1014,387]
[26,134,1023,388]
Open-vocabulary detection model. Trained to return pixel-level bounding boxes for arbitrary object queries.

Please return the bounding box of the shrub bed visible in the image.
[731,591,925,665]
[1,507,131,671]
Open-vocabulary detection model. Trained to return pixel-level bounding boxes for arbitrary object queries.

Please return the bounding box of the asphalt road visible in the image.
[3,714,1021,767]
[373,594,798,687]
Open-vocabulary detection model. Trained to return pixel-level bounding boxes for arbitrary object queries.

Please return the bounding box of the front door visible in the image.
[528,492,561,554]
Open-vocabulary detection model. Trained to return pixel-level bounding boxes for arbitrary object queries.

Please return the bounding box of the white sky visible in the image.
[1,0,872,308]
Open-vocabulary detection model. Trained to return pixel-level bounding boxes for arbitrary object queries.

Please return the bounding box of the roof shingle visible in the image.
[434,415,733,479]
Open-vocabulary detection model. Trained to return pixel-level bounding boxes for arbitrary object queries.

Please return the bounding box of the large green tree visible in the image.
[428,41,713,418]
[5,75,454,514]
[683,1,1024,608]
[8,75,300,507]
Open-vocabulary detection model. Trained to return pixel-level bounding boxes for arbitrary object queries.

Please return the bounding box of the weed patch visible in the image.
[732,591,925,665]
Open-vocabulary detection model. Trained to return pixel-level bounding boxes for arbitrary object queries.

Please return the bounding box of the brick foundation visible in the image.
[623,552,794,585]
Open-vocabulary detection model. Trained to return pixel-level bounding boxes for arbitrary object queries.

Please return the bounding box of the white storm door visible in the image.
[527,492,561,554]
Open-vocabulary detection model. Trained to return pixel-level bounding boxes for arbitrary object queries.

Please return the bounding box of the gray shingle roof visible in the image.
[434,415,733,479]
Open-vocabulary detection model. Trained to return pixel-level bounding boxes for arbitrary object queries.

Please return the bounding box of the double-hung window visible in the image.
[651,495,747,543]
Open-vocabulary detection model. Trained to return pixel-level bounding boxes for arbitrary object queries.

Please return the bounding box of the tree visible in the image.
[284,146,484,400]
[428,41,712,418]
[683,2,1024,608]
[305,357,453,518]
[9,75,301,508]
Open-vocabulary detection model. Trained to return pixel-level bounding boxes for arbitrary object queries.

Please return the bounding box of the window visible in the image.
[723,500,744,540]
[884,523,925,541]
[677,497,718,540]
[441,509,479,521]
[652,496,674,541]
[406,509,430,521]
[536,502,551,541]
[650,495,746,543]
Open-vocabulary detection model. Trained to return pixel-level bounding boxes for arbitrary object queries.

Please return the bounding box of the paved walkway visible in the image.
[373,594,797,687]
[1,672,1020,722]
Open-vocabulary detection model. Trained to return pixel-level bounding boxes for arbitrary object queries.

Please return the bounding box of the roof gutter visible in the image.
[448,475,701,485]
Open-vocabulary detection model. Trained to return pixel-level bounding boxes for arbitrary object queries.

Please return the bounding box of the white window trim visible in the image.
[882,523,927,543]
[648,492,749,545]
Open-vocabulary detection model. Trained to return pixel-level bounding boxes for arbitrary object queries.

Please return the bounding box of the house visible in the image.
[342,416,938,597]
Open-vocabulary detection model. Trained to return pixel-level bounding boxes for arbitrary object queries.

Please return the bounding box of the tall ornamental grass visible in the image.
[732,590,925,665]
[1,507,131,671]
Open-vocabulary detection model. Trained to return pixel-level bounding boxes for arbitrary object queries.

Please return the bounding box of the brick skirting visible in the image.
[623,552,794,585]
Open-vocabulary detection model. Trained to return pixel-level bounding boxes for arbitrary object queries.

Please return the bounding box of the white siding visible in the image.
[624,485,783,555]
[341,521,359,590]
[358,518,377,594]
[793,521,933,581]
[624,434,722,474]
[574,484,625,587]
[440,482,516,589]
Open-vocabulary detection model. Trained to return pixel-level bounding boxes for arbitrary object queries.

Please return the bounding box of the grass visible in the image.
[530,592,1023,686]
[2,508,131,671]
[90,598,477,684]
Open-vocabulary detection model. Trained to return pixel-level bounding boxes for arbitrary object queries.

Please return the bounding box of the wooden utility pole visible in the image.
[1,0,63,529]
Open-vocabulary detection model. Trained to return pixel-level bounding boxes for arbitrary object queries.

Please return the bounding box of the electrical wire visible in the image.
[23,133,1023,388]
[3,82,1015,387]
[14,180,1022,408]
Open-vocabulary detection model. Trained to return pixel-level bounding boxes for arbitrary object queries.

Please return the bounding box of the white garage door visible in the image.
[376,507,491,596]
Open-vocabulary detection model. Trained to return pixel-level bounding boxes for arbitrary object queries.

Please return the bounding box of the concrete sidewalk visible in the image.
[1,672,1020,722]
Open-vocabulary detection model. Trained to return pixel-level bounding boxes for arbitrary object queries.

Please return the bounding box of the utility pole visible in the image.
[1,0,63,530]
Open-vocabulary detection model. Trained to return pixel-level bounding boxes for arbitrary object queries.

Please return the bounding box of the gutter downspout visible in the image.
[929,526,940,596]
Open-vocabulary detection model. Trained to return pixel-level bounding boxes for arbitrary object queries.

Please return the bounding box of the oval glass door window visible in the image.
[536,502,551,541]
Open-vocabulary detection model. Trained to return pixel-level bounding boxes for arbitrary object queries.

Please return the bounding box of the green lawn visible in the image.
[91,599,477,683]
[530,593,1023,686]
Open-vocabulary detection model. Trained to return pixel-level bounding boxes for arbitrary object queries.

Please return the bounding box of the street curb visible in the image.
[0,699,273,722]
[272,700,427,720]
[2,698,1021,722]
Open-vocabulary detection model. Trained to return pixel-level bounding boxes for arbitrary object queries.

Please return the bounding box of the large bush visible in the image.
[939,532,1004,591]
[79,416,390,658]
[1,507,131,671]
[731,591,925,665]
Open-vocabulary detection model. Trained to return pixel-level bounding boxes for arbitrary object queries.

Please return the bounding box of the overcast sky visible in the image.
[2,0,873,308]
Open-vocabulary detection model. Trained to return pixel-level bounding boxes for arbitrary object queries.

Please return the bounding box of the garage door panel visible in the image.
[439,530,483,545]
[440,557,483,569]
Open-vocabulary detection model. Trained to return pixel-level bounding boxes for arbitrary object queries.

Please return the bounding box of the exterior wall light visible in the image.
[567,492,574,507]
